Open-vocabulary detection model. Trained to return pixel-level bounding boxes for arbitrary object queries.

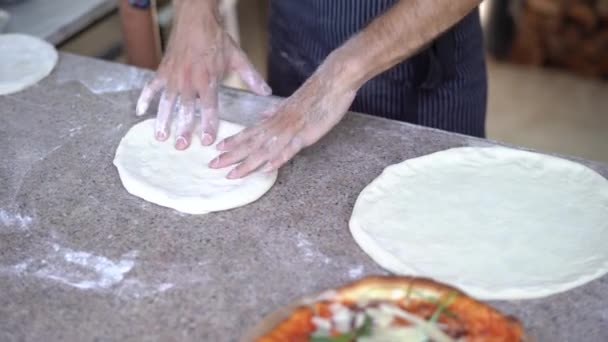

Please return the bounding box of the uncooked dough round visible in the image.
[350,147,608,300]
[114,119,278,214]
[0,34,58,95]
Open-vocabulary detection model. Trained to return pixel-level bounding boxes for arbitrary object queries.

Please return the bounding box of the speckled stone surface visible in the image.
[1,54,607,341]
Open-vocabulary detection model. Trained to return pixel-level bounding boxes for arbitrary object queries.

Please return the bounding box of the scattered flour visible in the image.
[0,208,33,231]
[296,232,331,264]
[296,233,315,260]
[39,145,62,160]
[1,242,174,299]
[115,279,174,299]
[11,261,30,273]
[348,265,365,279]
[58,124,87,139]
[33,244,137,290]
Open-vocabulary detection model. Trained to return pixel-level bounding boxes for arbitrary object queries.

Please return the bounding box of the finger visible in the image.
[257,102,282,122]
[154,91,177,141]
[226,149,271,179]
[136,78,164,116]
[260,108,276,120]
[216,126,260,152]
[261,136,304,173]
[230,48,272,96]
[174,97,196,150]
[208,140,254,169]
[198,78,220,146]
[225,134,289,179]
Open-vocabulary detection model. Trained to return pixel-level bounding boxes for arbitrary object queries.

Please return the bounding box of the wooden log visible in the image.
[527,0,563,16]
[597,0,608,23]
[509,9,546,65]
[558,53,602,77]
[507,0,608,77]
[540,15,563,33]
[565,2,598,31]
[560,23,583,48]
[510,30,545,65]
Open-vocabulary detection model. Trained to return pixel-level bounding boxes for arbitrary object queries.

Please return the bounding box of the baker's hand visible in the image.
[135,0,271,150]
[209,62,357,179]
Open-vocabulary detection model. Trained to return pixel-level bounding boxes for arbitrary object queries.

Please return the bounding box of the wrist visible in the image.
[175,0,218,14]
[172,0,222,35]
[317,49,366,95]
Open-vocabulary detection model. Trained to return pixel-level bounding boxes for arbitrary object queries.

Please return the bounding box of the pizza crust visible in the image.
[0,34,58,95]
[114,119,277,214]
[350,147,608,300]
[244,276,525,342]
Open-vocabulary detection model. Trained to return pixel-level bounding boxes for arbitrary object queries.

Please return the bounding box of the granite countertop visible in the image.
[1,54,607,341]
[1,0,115,44]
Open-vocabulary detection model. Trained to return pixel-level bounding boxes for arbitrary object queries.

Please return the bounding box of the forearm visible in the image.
[118,0,162,68]
[325,0,482,90]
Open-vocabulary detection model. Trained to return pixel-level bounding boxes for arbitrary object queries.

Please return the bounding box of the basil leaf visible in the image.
[429,291,458,323]
[357,314,373,336]
[309,333,355,342]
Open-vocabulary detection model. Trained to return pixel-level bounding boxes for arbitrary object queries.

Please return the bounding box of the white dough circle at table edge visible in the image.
[349,146,608,300]
[0,33,58,95]
[113,119,278,214]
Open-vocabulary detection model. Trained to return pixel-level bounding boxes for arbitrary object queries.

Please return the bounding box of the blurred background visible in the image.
[1,0,606,162]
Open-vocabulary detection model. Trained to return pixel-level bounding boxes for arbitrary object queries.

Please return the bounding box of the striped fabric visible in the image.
[267,0,487,137]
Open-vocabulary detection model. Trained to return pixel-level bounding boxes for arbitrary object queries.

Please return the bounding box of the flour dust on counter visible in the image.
[114,119,278,214]
[296,232,332,264]
[0,34,58,95]
[0,240,174,299]
[350,146,608,300]
[0,208,33,232]
[54,54,151,95]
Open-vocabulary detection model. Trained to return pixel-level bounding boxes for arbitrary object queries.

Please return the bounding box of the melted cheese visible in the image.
[358,327,429,342]
[329,302,354,333]
[361,304,429,341]
[312,302,458,342]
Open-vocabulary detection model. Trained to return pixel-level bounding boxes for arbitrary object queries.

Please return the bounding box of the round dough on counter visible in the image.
[0,34,58,95]
[114,119,278,214]
[349,146,608,300]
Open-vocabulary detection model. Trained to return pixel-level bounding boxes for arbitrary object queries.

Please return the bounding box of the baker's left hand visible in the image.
[209,62,357,179]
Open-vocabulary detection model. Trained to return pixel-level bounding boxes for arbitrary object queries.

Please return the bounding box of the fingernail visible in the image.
[202,134,213,146]
[209,156,219,168]
[262,163,274,173]
[227,169,238,179]
[175,136,188,150]
[262,84,272,95]
[156,131,167,141]
[216,140,225,150]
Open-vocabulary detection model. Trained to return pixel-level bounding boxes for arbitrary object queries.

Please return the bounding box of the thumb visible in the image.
[229,48,272,96]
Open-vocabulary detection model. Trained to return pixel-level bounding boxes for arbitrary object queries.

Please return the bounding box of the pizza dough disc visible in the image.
[349,147,608,300]
[0,34,58,95]
[114,119,278,214]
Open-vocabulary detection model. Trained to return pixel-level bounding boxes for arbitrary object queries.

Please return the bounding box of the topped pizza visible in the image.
[248,276,524,342]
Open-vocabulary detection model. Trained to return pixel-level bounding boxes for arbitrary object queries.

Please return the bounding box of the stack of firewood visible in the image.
[509,0,608,78]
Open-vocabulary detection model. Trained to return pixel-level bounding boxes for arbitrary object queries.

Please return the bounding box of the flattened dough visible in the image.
[0,34,58,95]
[350,147,608,300]
[114,119,277,214]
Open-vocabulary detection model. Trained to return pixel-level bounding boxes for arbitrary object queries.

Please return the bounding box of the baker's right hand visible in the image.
[135,0,271,150]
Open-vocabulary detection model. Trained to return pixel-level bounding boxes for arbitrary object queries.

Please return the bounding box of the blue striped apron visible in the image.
[267,0,487,137]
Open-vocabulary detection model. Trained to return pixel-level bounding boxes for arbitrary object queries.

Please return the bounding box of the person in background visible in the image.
[135,0,487,179]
